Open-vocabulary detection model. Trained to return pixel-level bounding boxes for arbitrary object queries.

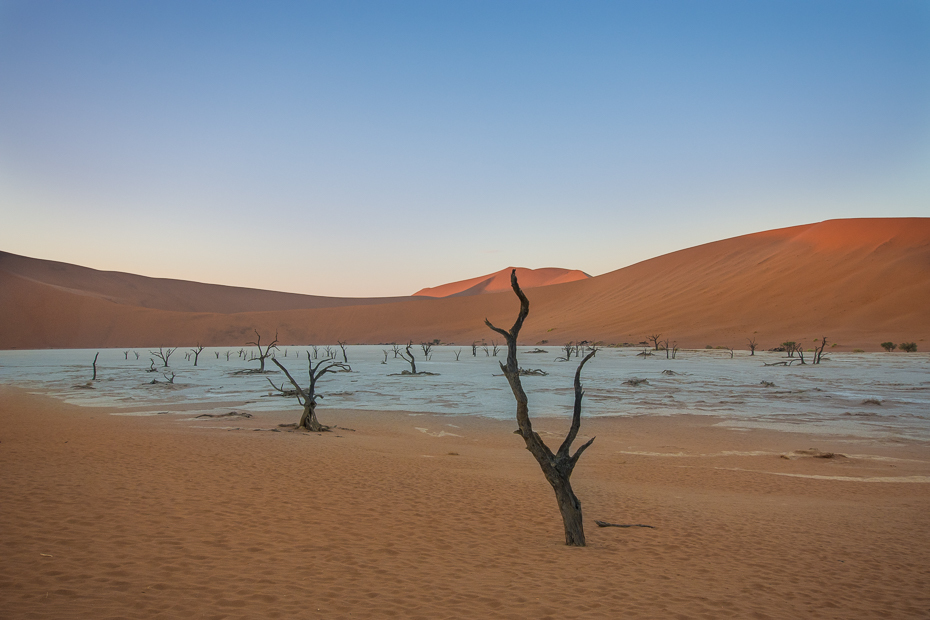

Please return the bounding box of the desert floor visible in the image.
[1,385,929,619]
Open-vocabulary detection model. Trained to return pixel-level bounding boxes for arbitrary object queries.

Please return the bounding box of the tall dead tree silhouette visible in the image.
[486,270,597,547]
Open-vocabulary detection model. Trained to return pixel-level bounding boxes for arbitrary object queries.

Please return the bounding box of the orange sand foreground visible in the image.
[1,386,929,619]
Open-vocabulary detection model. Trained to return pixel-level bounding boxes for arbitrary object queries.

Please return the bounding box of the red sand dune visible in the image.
[0,251,412,313]
[1,218,928,350]
[412,267,590,297]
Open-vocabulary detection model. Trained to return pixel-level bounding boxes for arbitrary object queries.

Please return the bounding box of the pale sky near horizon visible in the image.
[1,0,928,297]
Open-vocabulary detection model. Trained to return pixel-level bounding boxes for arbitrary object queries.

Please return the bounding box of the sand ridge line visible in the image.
[711,467,930,483]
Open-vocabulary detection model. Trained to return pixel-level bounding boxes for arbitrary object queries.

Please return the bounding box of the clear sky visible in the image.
[1,0,928,297]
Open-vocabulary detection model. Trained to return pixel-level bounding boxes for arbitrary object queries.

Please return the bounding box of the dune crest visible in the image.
[1,218,927,350]
[412,267,590,297]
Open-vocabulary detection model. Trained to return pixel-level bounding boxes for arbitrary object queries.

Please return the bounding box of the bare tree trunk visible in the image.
[813,337,827,364]
[297,401,326,432]
[486,270,596,547]
[92,352,99,381]
[399,342,418,373]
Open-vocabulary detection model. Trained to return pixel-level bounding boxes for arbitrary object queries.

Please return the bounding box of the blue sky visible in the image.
[1,0,928,296]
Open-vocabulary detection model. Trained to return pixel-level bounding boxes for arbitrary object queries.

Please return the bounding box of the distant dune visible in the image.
[412,267,590,297]
[1,218,928,350]
[0,252,413,314]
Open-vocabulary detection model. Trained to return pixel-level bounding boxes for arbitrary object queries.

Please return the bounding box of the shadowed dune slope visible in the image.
[412,267,590,297]
[0,251,413,313]
[1,218,928,350]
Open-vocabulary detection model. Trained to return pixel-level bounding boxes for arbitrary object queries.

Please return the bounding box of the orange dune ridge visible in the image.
[412,266,590,297]
[1,217,928,350]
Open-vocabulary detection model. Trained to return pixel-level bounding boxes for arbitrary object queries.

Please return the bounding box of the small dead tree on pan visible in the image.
[391,344,402,359]
[555,342,574,362]
[813,336,828,364]
[123,350,129,360]
[648,334,662,351]
[747,337,758,356]
[486,270,598,547]
[91,352,99,381]
[421,342,434,359]
[150,347,176,367]
[398,341,419,374]
[190,343,205,366]
[246,330,279,373]
[472,342,478,357]
[272,357,349,432]
[491,340,501,356]
[454,348,462,361]
[382,350,389,364]
[337,341,349,363]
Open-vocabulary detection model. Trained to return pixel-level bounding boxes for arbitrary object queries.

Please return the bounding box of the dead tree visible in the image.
[92,352,99,381]
[215,351,220,359]
[471,342,478,357]
[747,337,758,356]
[398,342,418,374]
[391,344,402,359]
[311,345,319,359]
[486,270,597,547]
[421,342,434,358]
[482,345,490,357]
[491,341,501,356]
[782,341,797,358]
[648,334,662,351]
[150,347,176,367]
[382,350,389,364]
[454,348,462,361]
[246,330,279,372]
[133,351,139,360]
[555,342,574,362]
[190,344,205,366]
[337,341,349,363]
[123,350,129,360]
[146,359,157,372]
[813,336,828,364]
[266,377,298,397]
[273,357,349,432]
